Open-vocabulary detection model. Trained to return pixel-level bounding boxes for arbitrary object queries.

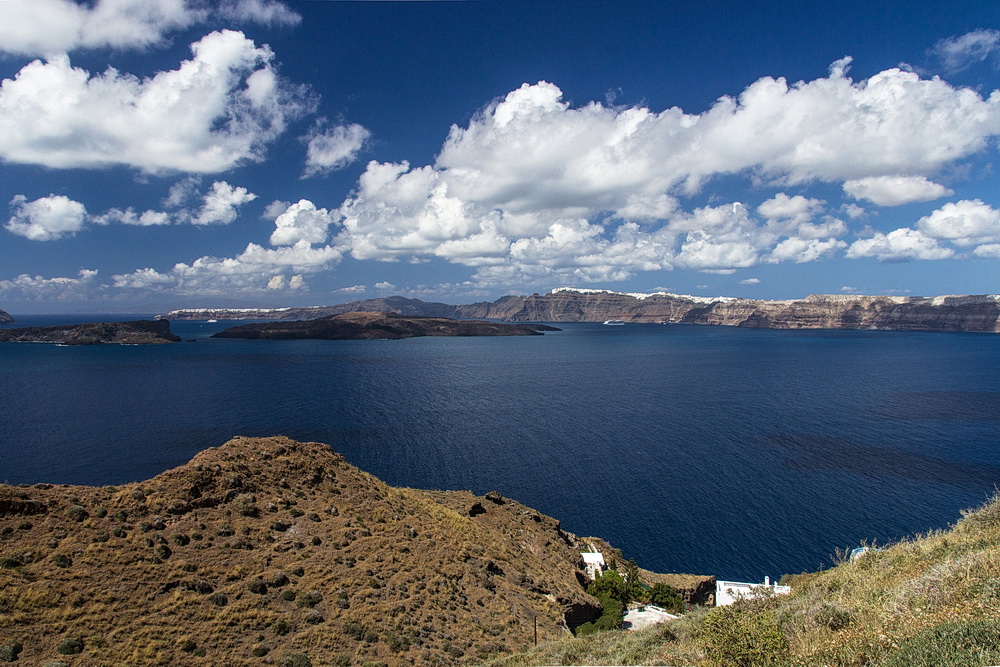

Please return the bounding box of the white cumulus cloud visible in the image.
[303,123,371,177]
[269,200,336,246]
[6,194,88,241]
[916,199,1000,246]
[191,181,257,225]
[113,241,342,294]
[0,30,311,173]
[846,227,954,262]
[0,268,98,301]
[330,61,1000,286]
[843,175,954,206]
[0,0,299,57]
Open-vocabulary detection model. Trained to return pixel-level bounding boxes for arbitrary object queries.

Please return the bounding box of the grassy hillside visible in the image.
[0,436,608,666]
[483,495,1000,666]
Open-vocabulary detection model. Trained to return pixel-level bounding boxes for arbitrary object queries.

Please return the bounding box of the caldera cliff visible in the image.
[162,289,1000,334]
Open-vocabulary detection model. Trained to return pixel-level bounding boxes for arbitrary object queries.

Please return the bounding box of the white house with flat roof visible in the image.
[715,576,791,606]
[581,547,606,580]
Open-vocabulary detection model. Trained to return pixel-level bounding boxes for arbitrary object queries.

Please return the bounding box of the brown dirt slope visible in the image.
[0,437,600,666]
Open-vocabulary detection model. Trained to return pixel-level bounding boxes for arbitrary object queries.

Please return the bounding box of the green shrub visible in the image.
[208,592,228,607]
[232,494,259,517]
[273,620,290,636]
[56,638,84,655]
[281,589,297,601]
[279,652,311,667]
[696,602,788,667]
[16,521,31,530]
[291,566,304,577]
[251,646,268,657]
[882,619,1000,667]
[344,622,364,640]
[247,578,268,595]
[0,640,23,662]
[65,505,88,523]
[297,590,322,607]
[649,582,686,613]
[51,554,71,569]
[0,558,22,570]
[267,572,290,588]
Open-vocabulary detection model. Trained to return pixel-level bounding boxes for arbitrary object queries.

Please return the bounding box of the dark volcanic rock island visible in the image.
[0,309,12,324]
[212,311,560,340]
[0,319,180,345]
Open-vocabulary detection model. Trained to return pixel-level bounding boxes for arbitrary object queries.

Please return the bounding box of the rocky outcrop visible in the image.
[0,309,13,324]
[160,288,1000,333]
[212,311,560,340]
[0,319,181,344]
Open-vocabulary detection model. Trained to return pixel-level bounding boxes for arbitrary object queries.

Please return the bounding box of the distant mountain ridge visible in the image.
[159,288,1000,333]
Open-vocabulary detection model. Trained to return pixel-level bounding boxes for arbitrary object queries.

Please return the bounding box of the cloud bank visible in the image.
[0,30,312,173]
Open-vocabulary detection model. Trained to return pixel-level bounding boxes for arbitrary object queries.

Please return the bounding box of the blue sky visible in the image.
[2,0,1000,313]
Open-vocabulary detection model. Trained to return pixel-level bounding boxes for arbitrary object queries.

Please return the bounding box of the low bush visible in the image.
[66,505,88,523]
[297,590,322,607]
[247,578,268,595]
[696,601,788,667]
[279,652,311,667]
[0,640,23,662]
[56,638,84,655]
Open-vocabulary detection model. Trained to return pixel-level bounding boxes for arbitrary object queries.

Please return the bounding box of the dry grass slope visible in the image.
[481,495,1000,666]
[0,436,607,666]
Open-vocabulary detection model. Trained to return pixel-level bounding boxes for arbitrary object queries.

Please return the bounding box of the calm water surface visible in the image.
[2,314,999,582]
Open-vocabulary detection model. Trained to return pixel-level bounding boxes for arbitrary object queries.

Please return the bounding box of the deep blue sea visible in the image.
[2,314,999,583]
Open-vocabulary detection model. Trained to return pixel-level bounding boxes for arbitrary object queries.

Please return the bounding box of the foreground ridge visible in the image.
[160,289,1000,333]
[0,436,688,666]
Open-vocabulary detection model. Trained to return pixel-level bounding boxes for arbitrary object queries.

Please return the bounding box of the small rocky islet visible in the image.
[0,319,179,345]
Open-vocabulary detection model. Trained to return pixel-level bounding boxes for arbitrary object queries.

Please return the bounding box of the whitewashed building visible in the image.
[715,576,791,606]
[581,548,606,580]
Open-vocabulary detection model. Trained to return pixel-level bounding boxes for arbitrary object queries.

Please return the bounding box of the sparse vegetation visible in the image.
[55,638,84,655]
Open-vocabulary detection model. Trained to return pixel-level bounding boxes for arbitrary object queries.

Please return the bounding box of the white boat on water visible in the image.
[603,319,626,325]
[206,319,218,323]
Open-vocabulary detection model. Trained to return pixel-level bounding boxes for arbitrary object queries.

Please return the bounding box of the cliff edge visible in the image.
[161,289,1000,334]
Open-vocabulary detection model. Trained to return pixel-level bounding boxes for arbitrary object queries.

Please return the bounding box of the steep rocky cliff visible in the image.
[0,319,180,344]
[158,289,1000,333]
